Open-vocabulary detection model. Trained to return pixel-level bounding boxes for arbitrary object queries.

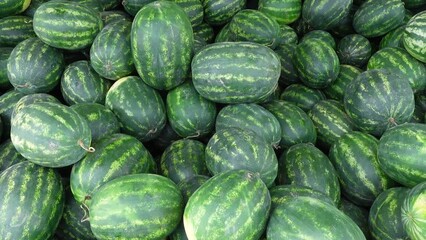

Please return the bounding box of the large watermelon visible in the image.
[403,10,426,63]
[401,181,426,240]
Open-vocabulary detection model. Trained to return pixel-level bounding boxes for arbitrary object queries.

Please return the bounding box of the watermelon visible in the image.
[33,0,103,50]
[183,169,271,240]
[403,10,426,63]
[11,93,60,121]
[339,198,371,239]
[302,0,353,30]
[329,131,396,206]
[369,187,410,240]
[191,41,281,104]
[23,0,48,17]
[205,127,278,187]
[279,143,341,205]
[0,140,26,173]
[299,30,336,49]
[344,69,415,136]
[90,19,134,81]
[131,1,193,90]
[330,4,357,37]
[70,133,154,203]
[193,21,215,43]
[403,0,426,8]
[201,0,246,26]
[336,34,371,68]
[167,81,216,138]
[353,0,405,38]
[258,0,301,25]
[0,16,35,47]
[215,103,281,147]
[270,185,336,209]
[177,174,210,204]
[10,102,93,168]
[401,181,426,240]
[71,0,103,11]
[89,173,184,239]
[105,75,166,142]
[146,123,182,155]
[276,24,298,46]
[160,139,209,184]
[0,0,31,18]
[174,0,204,27]
[323,64,362,102]
[377,123,426,187]
[7,37,65,94]
[0,47,13,90]
[274,43,299,86]
[122,0,156,16]
[214,23,237,43]
[0,161,64,240]
[0,90,25,137]
[100,10,132,25]
[379,25,405,49]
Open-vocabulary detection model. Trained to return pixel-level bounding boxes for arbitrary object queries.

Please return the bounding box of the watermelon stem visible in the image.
[186,131,201,139]
[389,117,398,126]
[80,196,91,222]
[78,139,95,152]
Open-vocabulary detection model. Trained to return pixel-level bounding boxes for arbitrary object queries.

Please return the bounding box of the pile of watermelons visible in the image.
[0,0,425,239]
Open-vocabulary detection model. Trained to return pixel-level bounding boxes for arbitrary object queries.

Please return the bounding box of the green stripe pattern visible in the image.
[337,34,372,68]
[338,198,371,239]
[403,10,426,63]
[33,0,103,50]
[205,127,278,187]
[270,185,336,209]
[0,90,26,137]
[368,47,426,92]
[323,64,362,102]
[229,9,281,49]
[215,103,281,147]
[177,175,210,204]
[70,103,120,142]
[11,93,60,123]
[61,60,111,105]
[131,1,193,90]
[380,25,405,49]
[308,99,355,149]
[353,0,405,38]
[7,37,64,94]
[90,19,134,81]
[274,43,299,86]
[193,21,215,43]
[294,38,340,89]
[0,140,26,173]
[0,161,64,240]
[89,173,183,239]
[214,23,236,43]
[0,16,35,47]
[0,47,13,89]
[300,30,336,49]
[10,102,92,168]
[174,0,204,27]
[258,0,301,25]
[279,143,341,205]
[280,83,326,112]
[70,133,155,203]
[369,187,410,240]
[302,0,352,30]
[167,81,216,138]
[201,0,246,26]
[184,169,271,240]
[122,0,156,16]
[100,10,132,25]
[329,131,396,206]
[160,139,209,184]
[276,24,298,47]
[105,76,166,142]
[377,123,426,187]
[344,69,415,136]
[0,0,31,18]
[264,100,317,148]
[267,196,365,239]
[401,181,426,240]
[192,42,281,104]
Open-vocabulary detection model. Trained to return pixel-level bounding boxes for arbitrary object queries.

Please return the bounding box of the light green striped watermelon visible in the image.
[122,0,156,16]
[184,169,271,240]
[274,43,299,86]
[0,15,36,47]
[0,161,64,240]
[0,0,31,18]
[270,185,336,209]
[193,21,215,43]
[0,140,26,173]
[0,47,13,90]
[89,173,184,239]
[11,93,60,121]
[174,0,204,27]
[299,30,336,49]
[0,90,26,138]
[201,0,246,26]
[336,34,371,68]
[279,84,326,112]
[401,181,426,240]
[339,198,371,239]
[323,64,362,102]
[380,25,405,49]
[100,10,132,25]
[403,10,426,63]
[131,0,193,90]
[33,0,103,50]
[302,0,353,30]
[258,0,301,25]
[10,102,93,168]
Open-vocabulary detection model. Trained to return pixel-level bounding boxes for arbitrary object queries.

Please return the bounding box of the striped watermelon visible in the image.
[299,30,336,49]
[401,181,426,240]
[258,0,301,25]
[184,169,271,240]
[0,47,13,90]
[201,0,246,26]
[330,4,356,37]
[270,185,336,209]
[294,38,340,89]
[323,64,362,102]
[174,0,204,27]
[191,42,280,104]
[339,198,371,239]
[205,127,278,187]
[90,19,134,81]
[344,69,415,136]
[0,140,26,173]
[11,93,60,121]
[7,37,65,94]
[302,0,353,30]
[274,43,299,86]
[353,0,405,38]
[146,123,182,155]
[0,90,25,138]
[329,131,396,206]
[264,100,317,148]
[214,23,237,43]
[122,0,155,16]
[377,123,426,187]
[279,143,341,205]
[215,103,281,147]
[160,139,209,184]
[193,21,215,43]
[33,0,103,50]
[0,161,64,240]
[61,60,111,105]
[403,10,426,63]
[100,10,132,25]
[10,102,93,168]
[23,0,48,17]
[70,103,120,142]
[369,187,410,240]
[367,47,426,92]
[228,9,281,49]
[380,25,405,49]
[89,173,183,239]
[70,133,154,203]
[267,196,365,239]
[131,1,193,90]
[0,16,35,47]
[167,81,216,138]
[403,0,426,8]
[336,34,371,68]
[105,75,166,142]
[276,24,298,46]
[0,0,31,18]
[280,84,326,112]
[71,0,103,11]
